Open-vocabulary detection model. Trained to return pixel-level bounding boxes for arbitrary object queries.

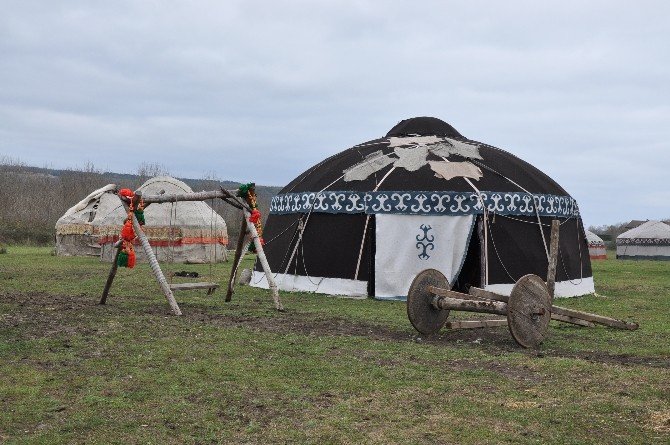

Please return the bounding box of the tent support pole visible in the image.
[226,213,249,302]
[100,240,123,305]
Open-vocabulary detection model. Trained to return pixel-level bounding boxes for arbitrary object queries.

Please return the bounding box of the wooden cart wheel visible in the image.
[507,274,552,348]
[407,269,450,336]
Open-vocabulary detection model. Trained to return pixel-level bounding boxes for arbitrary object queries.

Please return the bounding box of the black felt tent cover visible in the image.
[256,117,591,293]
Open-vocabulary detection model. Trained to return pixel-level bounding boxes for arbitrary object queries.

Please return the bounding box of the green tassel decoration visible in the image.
[237,182,255,198]
[134,209,145,225]
[117,251,129,267]
[247,242,257,253]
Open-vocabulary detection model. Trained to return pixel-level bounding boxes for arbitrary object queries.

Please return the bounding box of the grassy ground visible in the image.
[0,247,668,444]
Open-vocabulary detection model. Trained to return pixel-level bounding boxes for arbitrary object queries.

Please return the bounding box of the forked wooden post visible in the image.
[101,193,182,315]
[226,213,249,302]
[546,219,560,298]
[130,210,182,316]
[244,207,283,311]
[100,240,123,305]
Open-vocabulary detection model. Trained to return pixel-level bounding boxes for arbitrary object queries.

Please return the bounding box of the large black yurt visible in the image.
[252,117,593,300]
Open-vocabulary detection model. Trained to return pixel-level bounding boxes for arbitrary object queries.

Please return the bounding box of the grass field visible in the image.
[1,247,668,444]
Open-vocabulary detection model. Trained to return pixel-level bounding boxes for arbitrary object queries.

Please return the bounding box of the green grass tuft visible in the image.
[0,248,668,444]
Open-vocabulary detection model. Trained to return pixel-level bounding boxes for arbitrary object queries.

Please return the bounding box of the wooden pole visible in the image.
[550,305,638,330]
[100,240,123,305]
[226,213,249,302]
[468,286,509,303]
[244,208,283,311]
[429,286,500,303]
[141,190,228,205]
[130,211,183,316]
[434,295,508,316]
[119,193,182,316]
[547,220,560,298]
[550,313,595,327]
[445,319,508,329]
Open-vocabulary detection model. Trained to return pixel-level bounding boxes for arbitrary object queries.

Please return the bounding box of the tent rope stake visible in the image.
[99,185,283,314]
[406,221,638,349]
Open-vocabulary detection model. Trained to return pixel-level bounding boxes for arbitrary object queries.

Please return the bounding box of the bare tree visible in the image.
[136,162,170,184]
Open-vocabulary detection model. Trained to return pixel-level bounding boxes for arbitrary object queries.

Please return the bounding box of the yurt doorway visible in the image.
[373,214,476,300]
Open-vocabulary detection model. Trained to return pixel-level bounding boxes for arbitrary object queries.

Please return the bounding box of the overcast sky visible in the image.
[1,1,668,226]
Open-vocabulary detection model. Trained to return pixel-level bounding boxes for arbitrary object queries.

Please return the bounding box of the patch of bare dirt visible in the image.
[648,410,670,433]
[2,291,669,369]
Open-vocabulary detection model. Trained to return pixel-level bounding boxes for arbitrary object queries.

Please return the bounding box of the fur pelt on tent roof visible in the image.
[56,176,228,263]
[252,116,594,300]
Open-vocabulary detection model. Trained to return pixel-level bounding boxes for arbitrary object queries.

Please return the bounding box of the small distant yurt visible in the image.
[56,177,228,263]
[585,230,607,260]
[616,220,670,260]
[253,117,594,299]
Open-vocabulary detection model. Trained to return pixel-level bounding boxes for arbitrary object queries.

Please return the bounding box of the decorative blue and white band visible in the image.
[617,238,670,246]
[269,191,580,218]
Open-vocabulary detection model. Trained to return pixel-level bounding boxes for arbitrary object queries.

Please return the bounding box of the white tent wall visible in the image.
[374,214,474,300]
[589,245,607,259]
[55,177,229,263]
[616,244,670,259]
[585,230,607,260]
[616,220,670,260]
[99,240,228,264]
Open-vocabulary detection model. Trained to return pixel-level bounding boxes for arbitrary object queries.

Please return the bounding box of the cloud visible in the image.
[0,0,669,224]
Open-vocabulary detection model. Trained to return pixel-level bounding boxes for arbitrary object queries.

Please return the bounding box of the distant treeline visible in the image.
[0,158,280,246]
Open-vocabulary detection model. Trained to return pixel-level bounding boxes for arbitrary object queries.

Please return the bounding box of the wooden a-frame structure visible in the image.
[99,186,282,315]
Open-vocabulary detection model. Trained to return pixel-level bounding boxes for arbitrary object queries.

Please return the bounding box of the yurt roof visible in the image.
[57,177,226,231]
[271,116,579,220]
[625,219,647,230]
[281,117,569,196]
[56,185,125,227]
[585,230,605,245]
[140,176,192,195]
[617,220,670,240]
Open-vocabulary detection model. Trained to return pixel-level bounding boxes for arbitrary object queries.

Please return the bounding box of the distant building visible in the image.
[616,220,670,260]
[585,230,607,260]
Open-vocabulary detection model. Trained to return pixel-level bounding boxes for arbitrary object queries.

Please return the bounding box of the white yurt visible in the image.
[585,230,607,260]
[56,177,228,263]
[616,220,670,260]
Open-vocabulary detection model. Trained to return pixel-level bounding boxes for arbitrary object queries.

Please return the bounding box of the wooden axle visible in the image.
[408,269,638,348]
[406,219,638,348]
[466,285,636,330]
[408,270,552,348]
[432,294,508,316]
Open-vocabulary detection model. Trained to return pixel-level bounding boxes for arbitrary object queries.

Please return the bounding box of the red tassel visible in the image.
[119,188,134,199]
[121,220,135,241]
[248,209,261,224]
[127,247,136,268]
[259,237,265,246]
